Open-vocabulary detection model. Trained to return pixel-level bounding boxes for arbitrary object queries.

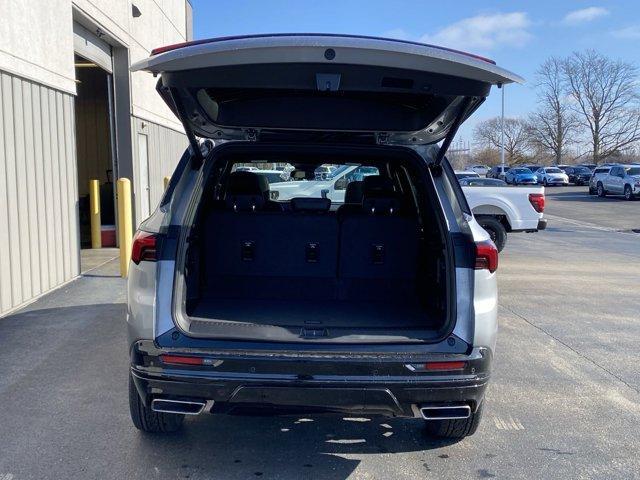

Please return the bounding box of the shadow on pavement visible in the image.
[129,414,459,479]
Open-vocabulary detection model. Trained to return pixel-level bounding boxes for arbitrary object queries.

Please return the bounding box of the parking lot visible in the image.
[0,186,638,480]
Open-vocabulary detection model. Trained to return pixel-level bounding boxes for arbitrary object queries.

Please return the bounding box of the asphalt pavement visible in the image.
[0,185,638,480]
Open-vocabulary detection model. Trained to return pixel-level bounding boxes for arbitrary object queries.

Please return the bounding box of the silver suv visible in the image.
[126,34,520,439]
[598,165,640,200]
[589,166,612,195]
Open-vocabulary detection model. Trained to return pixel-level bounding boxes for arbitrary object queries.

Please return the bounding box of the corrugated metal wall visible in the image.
[131,117,187,224]
[0,71,80,315]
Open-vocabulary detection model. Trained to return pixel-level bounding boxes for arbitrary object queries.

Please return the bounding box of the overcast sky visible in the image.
[189,0,640,142]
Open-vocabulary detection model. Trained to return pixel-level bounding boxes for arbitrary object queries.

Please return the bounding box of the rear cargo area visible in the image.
[177,147,452,343]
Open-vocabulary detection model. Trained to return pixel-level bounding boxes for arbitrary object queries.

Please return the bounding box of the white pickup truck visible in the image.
[269,164,546,251]
[462,184,546,251]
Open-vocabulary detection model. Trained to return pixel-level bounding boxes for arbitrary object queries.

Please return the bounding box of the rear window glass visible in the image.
[233,163,380,203]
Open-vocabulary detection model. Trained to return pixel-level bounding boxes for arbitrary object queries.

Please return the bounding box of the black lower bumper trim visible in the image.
[130,341,491,418]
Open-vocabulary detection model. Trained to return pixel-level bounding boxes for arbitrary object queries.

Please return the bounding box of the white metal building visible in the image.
[0,0,192,315]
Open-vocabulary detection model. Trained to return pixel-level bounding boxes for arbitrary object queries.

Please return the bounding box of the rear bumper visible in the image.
[537,218,547,230]
[130,341,491,418]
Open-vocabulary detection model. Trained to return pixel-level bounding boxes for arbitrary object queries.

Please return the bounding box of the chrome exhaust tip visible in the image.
[151,399,207,415]
[420,405,471,420]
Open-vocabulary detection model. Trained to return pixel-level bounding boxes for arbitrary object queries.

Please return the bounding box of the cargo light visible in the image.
[528,193,545,213]
[131,231,157,264]
[160,355,204,366]
[150,34,495,64]
[475,240,498,273]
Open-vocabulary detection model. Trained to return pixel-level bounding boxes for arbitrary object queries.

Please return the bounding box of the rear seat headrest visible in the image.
[344,180,364,204]
[291,197,331,213]
[227,171,270,196]
[362,176,396,197]
[225,171,270,211]
[362,176,400,215]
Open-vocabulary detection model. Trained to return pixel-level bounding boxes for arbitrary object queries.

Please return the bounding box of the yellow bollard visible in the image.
[116,178,133,278]
[163,176,170,190]
[89,179,102,249]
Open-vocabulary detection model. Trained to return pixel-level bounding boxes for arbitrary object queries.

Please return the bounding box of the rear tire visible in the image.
[477,216,507,252]
[129,374,184,433]
[424,402,484,439]
[624,185,634,201]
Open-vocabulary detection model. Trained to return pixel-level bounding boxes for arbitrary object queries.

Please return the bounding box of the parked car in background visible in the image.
[564,166,593,186]
[535,167,569,186]
[468,164,490,176]
[455,170,481,180]
[598,165,640,200]
[504,167,538,185]
[522,164,543,173]
[315,165,336,179]
[589,166,612,195]
[578,163,596,171]
[557,165,571,172]
[487,165,510,180]
[459,178,507,187]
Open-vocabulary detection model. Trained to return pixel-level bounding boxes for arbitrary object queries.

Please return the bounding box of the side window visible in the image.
[441,160,472,222]
[610,167,619,176]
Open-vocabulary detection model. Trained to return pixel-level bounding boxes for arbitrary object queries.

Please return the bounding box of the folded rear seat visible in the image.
[203,173,338,300]
[338,176,420,301]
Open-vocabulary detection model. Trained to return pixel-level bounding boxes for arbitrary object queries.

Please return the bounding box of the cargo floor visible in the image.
[188,298,437,330]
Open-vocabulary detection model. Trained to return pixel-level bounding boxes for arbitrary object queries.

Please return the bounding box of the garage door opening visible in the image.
[74,54,118,270]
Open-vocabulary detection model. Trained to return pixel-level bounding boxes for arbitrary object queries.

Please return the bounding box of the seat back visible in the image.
[338,176,419,300]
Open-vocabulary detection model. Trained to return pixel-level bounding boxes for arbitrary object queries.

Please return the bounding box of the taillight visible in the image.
[475,240,498,273]
[131,231,157,264]
[528,193,545,213]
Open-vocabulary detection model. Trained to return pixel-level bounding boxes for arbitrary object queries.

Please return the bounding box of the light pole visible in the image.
[500,83,505,168]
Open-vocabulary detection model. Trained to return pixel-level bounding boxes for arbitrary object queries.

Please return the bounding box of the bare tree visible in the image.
[470,147,501,166]
[562,50,640,162]
[473,117,530,163]
[528,57,578,164]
